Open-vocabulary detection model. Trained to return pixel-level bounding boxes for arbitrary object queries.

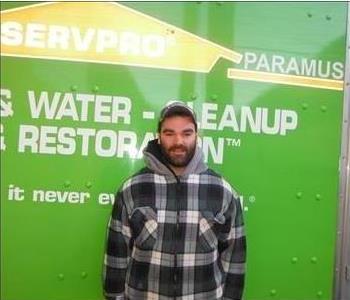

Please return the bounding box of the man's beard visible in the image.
[160,141,196,168]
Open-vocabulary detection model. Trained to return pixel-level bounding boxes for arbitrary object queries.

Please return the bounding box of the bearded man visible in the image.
[103,102,246,300]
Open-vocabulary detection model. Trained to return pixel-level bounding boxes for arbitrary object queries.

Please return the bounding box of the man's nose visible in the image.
[174,135,184,145]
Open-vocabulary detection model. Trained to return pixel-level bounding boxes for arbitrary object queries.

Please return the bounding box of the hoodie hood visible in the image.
[143,139,208,177]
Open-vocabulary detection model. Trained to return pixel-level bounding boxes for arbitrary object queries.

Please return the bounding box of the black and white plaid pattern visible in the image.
[103,169,246,300]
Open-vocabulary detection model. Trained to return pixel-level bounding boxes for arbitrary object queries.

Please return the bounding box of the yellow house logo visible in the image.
[0,2,344,91]
[0,2,242,72]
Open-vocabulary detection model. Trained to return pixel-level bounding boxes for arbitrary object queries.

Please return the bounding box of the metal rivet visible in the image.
[317,291,323,298]
[191,94,197,100]
[70,85,77,92]
[296,192,302,199]
[291,257,298,264]
[85,181,92,188]
[270,289,277,296]
[58,273,64,280]
[166,28,175,34]
[311,256,318,264]
[315,194,321,201]
[93,85,99,93]
[81,271,87,279]
[321,105,327,112]
[211,94,218,101]
[326,15,331,21]
[302,103,308,110]
[307,13,313,18]
[64,180,71,187]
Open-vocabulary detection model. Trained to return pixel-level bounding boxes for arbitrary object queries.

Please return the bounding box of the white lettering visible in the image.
[332,62,344,80]
[25,23,46,48]
[96,29,117,53]
[201,103,217,130]
[55,93,79,121]
[27,91,131,124]
[28,90,61,119]
[39,126,57,154]
[111,96,131,124]
[261,108,281,135]
[242,52,343,80]
[301,58,316,77]
[218,105,239,131]
[200,136,224,164]
[98,193,114,205]
[243,52,257,69]
[47,25,70,49]
[71,27,95,51]
[57,127,76,155]
[142,34,165,58]
[1,21,23,46]
[18,124,39,152]
[119,32,140,55]
[271,55,285,73]
[76,128,96,156]
[94,95,112,123]
[286,57,300,75]
[280,110,298,136]
[256,54,270,72]
[117,130,137,158]
[95,129,117,157]
[33,189,90,204]
[1,22,172,58]
[76,93,94,121]
[240,106,261,133]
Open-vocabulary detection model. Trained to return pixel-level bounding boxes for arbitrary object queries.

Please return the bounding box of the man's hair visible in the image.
[157,102,197,132]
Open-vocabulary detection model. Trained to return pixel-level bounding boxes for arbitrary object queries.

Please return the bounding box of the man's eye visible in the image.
[184,132,193,137]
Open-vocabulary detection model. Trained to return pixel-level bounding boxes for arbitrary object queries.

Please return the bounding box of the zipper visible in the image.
[173,176,180,299]
[162,161,181,299]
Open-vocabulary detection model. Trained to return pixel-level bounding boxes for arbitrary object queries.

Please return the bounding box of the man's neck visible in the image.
[169,165,185,176]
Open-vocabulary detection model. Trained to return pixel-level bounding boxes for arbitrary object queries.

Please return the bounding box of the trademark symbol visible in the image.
[225,138,241,147]
[248,195,256,203]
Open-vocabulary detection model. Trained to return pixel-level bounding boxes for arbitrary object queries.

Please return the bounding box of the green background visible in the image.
[0,2,348,300]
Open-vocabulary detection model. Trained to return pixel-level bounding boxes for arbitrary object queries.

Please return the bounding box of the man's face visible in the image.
[159,116,197,168]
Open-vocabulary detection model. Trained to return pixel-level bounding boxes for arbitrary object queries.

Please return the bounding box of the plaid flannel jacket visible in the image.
[103,140,246,300]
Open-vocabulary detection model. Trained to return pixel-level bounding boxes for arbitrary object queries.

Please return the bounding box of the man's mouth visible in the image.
[170,148,186,155]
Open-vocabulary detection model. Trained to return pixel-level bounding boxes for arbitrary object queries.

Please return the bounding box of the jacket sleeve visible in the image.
[103,190,132,300]
[219,196,247,300]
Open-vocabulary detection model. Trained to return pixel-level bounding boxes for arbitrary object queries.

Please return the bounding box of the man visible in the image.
[103,102,246,300]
